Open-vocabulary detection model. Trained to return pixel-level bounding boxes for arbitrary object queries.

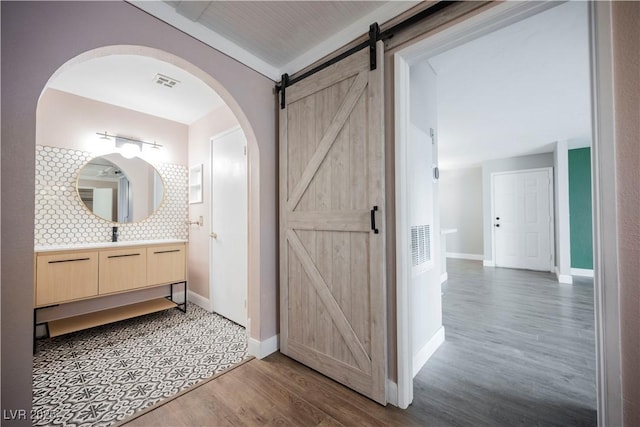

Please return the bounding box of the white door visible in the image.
[210,127,248,326]
[93,188,113,221]
[492,168,553,271]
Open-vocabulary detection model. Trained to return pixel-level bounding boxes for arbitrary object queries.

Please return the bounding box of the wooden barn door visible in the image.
[279,43,386,404]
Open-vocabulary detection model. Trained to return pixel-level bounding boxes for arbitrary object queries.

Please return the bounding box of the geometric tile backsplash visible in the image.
[35,145,188,246]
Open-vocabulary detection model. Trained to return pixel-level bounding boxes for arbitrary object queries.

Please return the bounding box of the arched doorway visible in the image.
[31,46,261,424]
[2,2,277,416]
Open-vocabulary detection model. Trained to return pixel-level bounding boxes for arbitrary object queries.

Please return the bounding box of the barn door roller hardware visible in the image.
[369,22,380,71]
[276,1,457,109]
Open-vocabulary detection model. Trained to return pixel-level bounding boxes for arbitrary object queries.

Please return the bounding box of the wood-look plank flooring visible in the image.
[409,259,597,426]
[123,259,596,426]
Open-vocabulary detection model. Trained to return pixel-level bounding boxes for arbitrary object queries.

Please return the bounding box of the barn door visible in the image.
[279,43,386,404]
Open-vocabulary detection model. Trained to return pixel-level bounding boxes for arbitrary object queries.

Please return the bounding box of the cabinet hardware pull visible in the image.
[107,253,141,258]
[48,257,91,264]
[370,205,379,234]
[154,249,181,254]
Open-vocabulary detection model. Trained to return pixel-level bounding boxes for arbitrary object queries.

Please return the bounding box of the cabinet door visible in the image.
[99,247,147,294]
[36,251,98,306]
[147,244,186,286]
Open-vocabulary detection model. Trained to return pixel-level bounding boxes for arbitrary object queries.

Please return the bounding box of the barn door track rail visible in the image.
[276,1,456,108]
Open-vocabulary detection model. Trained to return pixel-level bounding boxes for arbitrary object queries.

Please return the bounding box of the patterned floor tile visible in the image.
[33,305,248,426]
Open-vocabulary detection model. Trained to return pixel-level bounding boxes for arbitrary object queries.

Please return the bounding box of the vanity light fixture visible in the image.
[117,138,142,159]
[96,132,163,158]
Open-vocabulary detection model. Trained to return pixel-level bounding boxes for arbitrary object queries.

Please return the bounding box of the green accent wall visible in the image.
[568,147,593,269]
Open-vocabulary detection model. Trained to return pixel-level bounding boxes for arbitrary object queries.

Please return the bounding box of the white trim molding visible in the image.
[187,290,212,312]
[446,252,483,261]
[393,52,414,410]
[571,268,594,278]
[440,272,448,284]
[483,260,495,267]
[413,327,445,377]
[248,334,279,360]
[591,2,623,424]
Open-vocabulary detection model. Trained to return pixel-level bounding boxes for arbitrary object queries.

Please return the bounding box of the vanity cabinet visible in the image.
[35,251,99,306]
[147,244,186,286]
[99,247,147,294]
[34,241,187,342]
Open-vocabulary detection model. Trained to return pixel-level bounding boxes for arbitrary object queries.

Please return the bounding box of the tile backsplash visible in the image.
[35,145,188,246]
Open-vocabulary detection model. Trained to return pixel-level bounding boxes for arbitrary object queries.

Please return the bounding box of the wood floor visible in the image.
[122,259,597,426]
[409,259,597,426]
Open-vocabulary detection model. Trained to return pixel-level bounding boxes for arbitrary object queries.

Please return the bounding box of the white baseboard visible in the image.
[555,268,573,284]
[386,379,398,406]
[440,272,448,284]
[413,326,445,377]
[248,334,279,359]
[483,260,495,267]
[446,252,483,261]
[187,290,212,311]
[571,268,594,277]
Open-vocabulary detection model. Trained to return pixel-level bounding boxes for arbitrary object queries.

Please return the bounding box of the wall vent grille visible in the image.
[410,224,431,267]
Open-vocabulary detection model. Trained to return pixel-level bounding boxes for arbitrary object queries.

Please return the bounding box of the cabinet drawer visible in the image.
[147,244,186,285]
[99,248,147,294]
[36,251,98,306]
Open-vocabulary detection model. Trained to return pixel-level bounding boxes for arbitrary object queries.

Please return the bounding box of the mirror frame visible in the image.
[75,153,166,224]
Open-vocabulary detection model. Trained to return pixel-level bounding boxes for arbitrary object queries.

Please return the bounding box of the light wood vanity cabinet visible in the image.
[147,244,186,286]
[99,247,147,294]
[34,242,187,307]
[34,241,187,342]
[35,251,99,306]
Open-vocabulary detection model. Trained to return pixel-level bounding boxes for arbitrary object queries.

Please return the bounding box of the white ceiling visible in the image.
[47,54,224,125]
[130,0,418,79]
[427,1,591,169]
[47,1,591,169]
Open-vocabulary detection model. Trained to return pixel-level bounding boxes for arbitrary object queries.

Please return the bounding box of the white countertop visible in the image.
[35,239,187,253]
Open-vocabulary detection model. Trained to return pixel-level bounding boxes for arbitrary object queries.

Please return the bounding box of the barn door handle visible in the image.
[370,206,379,234]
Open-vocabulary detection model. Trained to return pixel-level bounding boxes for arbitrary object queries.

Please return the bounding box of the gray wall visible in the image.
[439,166,483,256]
[482,152,554,262]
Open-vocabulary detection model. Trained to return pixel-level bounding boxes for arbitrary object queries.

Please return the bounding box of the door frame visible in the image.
[490,167,555,272]
[393,1,621,424]
[208,125,248,321]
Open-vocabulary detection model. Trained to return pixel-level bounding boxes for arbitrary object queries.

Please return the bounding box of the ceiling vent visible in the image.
[153,73,180,88]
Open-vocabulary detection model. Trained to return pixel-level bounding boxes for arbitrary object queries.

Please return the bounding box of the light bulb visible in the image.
[120,142,141,159]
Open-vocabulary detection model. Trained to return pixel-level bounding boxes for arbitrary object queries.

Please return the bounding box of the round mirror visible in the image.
[76,153,164,223]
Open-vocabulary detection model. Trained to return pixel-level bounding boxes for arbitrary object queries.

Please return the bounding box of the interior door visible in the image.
[210,127,248,326]
[493,168,553,271]
[279,43,387,404]
[93,188,113,221]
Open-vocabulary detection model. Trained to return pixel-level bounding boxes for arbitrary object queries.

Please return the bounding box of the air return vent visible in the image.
[153,73,180,88]
[410,224,431,267]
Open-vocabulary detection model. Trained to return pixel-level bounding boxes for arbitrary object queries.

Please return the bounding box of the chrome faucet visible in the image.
[112,226,119,242]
